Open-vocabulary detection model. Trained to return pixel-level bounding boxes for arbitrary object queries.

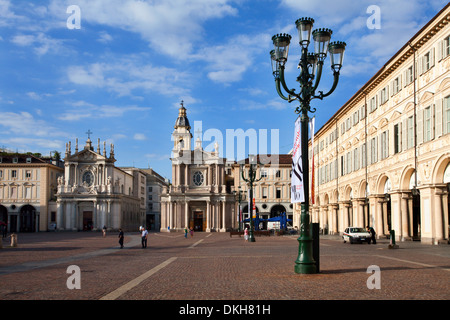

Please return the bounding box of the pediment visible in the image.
[391,111,402,121]
[438,77,450,92]
[419,91,434,104]
[379,117,389,129]
[67,149,107,162]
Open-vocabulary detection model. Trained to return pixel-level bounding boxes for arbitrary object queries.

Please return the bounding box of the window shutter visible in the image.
[402,118,407,152]
[417,109,423,145]
[435,98,443,137]
[430,47,435,68]
[437,40,443,61]
[418,56,423,75]
[431,103,435,140]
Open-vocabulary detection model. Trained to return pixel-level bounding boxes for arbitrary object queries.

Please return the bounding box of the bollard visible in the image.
[389,230,399,249]
[10,233,17,247]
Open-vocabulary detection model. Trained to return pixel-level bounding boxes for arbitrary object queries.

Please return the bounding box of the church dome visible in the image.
[174,101,190,130]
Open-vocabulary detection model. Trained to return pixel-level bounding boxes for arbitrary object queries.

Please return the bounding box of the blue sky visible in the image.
[0,0,447,180]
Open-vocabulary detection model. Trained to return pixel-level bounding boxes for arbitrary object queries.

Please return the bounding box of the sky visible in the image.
[0,0,447,181]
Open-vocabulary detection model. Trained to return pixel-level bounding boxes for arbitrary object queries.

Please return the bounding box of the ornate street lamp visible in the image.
[233,186,243,231]
[271,17,346,274]
[240,155,262,242]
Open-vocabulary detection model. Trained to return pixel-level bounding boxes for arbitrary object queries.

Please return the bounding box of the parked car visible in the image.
[343,227,371,244]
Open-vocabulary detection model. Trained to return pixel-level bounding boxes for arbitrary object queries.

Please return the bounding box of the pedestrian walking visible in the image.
[189,227,194,238]
[118,228,124,248]
[366,226,376,244]
[141,227,148,248]
[102,225,107,237]
[184,227,188,238]
[244,227,249,242]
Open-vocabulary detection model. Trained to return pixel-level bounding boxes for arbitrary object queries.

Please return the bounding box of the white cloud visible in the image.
[98,31,113,43]
[49,0,238,59]
[0,111,67,137]
[192,33,272,84]
[57,101,151,121]
[133,133,146,141]
[0,137,63,150]
[67,58,193,97]
[11,32,67,55]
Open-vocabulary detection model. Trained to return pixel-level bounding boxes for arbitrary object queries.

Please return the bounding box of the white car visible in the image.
[343,227,371,244]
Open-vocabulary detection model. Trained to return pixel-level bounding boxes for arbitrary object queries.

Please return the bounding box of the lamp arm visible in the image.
[312,61,324,92]
[320,70,340,98]
[275,77,290,101]
[279,65,299,99]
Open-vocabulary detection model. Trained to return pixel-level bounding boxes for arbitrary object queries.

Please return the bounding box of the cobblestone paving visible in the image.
[0,231,449,303]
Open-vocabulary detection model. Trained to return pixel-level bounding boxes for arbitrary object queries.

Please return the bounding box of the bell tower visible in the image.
[172,101,192,156]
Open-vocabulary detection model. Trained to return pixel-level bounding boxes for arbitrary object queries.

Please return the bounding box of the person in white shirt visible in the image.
[141,228,148,248]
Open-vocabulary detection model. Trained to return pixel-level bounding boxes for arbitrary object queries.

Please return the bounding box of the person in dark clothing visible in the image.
[366,226,376,244]
[118,229,124,248]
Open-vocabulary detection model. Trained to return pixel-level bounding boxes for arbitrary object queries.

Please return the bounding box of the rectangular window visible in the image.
[424,105,433,142]
[25,170,31,178]
[346,152,352,174]
[381,131,389,159]
[353,148,359,171]
[370,138,377,164]
[11,170,17,178]
[361,143,366,168]
[0,170,2,179]
[11,187,17,199]
[260,169,268,178]
[407,116,414,149]
[394,123,401,154]
[392,76,401,95]
[370,96,377,113]
[406,65,414,85]
[25,187,31,199]
[275,170,281,178]
[380,86,389,105]
[360,105,366,119]
[424,51,431,71]
[262,187,267,199]
[446,96,450,134]
[276,188,281,199]
[353,111,359,125]
[446,35,450,57]
[340,156,344,176]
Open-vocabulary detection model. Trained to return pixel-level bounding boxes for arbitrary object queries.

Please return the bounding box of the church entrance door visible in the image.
[193,211,204,232]
[83,211,93,230]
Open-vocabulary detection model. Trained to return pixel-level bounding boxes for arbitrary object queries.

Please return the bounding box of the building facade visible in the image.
[0,152,63,232]
[141,168,169,231]
[232,154,294,230]
[310,4,450,244]
[56,137,143,231]
[160,103,235,232]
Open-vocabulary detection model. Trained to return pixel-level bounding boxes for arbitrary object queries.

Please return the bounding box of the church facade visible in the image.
[56,137,143,231]
[160,103,235,232]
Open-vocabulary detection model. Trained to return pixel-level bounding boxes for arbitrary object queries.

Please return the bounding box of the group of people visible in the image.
[183,227,194,238]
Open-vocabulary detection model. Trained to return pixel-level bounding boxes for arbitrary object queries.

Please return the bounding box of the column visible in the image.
[56,200,63,230]
[443,192,449,240]
[434,186,445,243]
[185,200,189,229]
[389,192,402,241]
[376,198,384,237]
[222,200,226,232]
[206,200,211,232]
[93,201,98,230]
[401,193,410,240]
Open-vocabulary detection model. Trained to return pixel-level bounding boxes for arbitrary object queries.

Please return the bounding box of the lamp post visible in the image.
[233,186,243,231]
[271,18,346,274]
[240,154,262,242]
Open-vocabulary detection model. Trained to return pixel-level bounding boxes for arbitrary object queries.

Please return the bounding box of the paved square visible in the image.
[1,231,449,306]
